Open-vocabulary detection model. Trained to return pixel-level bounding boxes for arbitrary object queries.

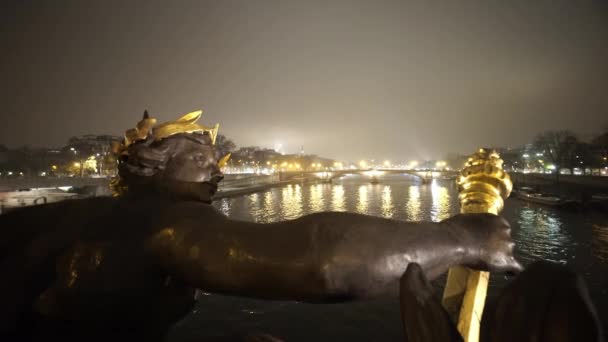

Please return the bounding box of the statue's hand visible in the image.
[445,213,523,274]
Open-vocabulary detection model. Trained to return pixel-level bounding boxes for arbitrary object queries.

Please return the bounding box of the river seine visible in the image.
[169,174,608,341]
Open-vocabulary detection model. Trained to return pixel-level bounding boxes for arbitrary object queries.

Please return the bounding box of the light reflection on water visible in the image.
[331,184,345,212]
[356,185,369,214]
[515,206,571,264]
[183,174,608,341]
[591,224,608,262]
[430,179,452,222]
[215,175,458,223]
[281,184,303,220]
[406,185,422,221]
[381,186,393,218]
[309,183,325,213]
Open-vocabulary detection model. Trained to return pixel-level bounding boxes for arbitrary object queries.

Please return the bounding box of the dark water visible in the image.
[169,174,608,341]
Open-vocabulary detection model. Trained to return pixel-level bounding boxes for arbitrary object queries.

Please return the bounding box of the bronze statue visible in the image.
[0,111,522,341]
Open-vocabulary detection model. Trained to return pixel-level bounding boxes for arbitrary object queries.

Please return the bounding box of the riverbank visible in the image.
[0,175,327,214]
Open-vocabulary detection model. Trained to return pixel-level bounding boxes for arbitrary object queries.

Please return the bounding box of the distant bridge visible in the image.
[279,169,460,182]
[0,169,461,194]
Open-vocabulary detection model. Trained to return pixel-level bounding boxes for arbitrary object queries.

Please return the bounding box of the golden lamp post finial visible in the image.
[458,148,513,215]
[443,148,513,342]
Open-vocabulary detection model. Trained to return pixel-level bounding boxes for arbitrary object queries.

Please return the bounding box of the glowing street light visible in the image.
[359,160,368,168]
[383,160,391,167]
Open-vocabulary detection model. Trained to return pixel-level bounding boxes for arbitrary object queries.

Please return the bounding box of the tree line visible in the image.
[531,127,608,174]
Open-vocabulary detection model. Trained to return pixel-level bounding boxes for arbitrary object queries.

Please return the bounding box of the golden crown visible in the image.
[112,109,220,156]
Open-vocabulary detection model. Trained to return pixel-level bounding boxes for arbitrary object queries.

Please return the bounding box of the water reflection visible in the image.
[281,184,303,220]
[515,206,570,264]
[591,224,608,262]
[430,180,451,222]
[261,192,277,223]
[309,184,325,213]
[381,186,393,218]
[218,198,231,216]
[406,186,421,221]
[356,185,369,214]
[331,185,346,212]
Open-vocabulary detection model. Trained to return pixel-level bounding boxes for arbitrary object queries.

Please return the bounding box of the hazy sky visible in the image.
[2,0,607,161]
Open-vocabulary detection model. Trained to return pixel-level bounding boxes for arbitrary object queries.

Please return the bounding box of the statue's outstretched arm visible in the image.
[149,206,521,303]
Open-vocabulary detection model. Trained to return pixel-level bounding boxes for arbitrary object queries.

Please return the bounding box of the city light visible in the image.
[436,161,447,168]
[359,160,368,168]
[383,160,391,167]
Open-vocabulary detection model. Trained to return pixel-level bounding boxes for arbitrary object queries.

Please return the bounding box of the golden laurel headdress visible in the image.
[111,110,230,167]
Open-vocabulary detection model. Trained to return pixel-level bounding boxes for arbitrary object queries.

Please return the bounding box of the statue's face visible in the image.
[161,134,223,183]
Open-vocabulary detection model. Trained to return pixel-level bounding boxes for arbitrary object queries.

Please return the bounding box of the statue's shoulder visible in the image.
[0,197,120,259]
[154,200,224,224]
[0,196,117,224]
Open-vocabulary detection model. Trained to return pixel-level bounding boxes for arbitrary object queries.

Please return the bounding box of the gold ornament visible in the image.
[115,110,220,156]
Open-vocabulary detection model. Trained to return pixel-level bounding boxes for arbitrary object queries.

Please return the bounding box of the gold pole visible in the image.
[441,148,513,342]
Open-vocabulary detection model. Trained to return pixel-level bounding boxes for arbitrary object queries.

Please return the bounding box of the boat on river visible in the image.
[514,190,577,208]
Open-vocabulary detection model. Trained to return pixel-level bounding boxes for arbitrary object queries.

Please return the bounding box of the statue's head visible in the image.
[111,110,230,202]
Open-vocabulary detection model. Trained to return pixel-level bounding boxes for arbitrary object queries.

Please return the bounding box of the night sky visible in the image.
[2,0,607,161]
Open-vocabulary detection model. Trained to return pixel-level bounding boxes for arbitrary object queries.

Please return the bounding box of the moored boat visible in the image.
[514,191,577,208]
